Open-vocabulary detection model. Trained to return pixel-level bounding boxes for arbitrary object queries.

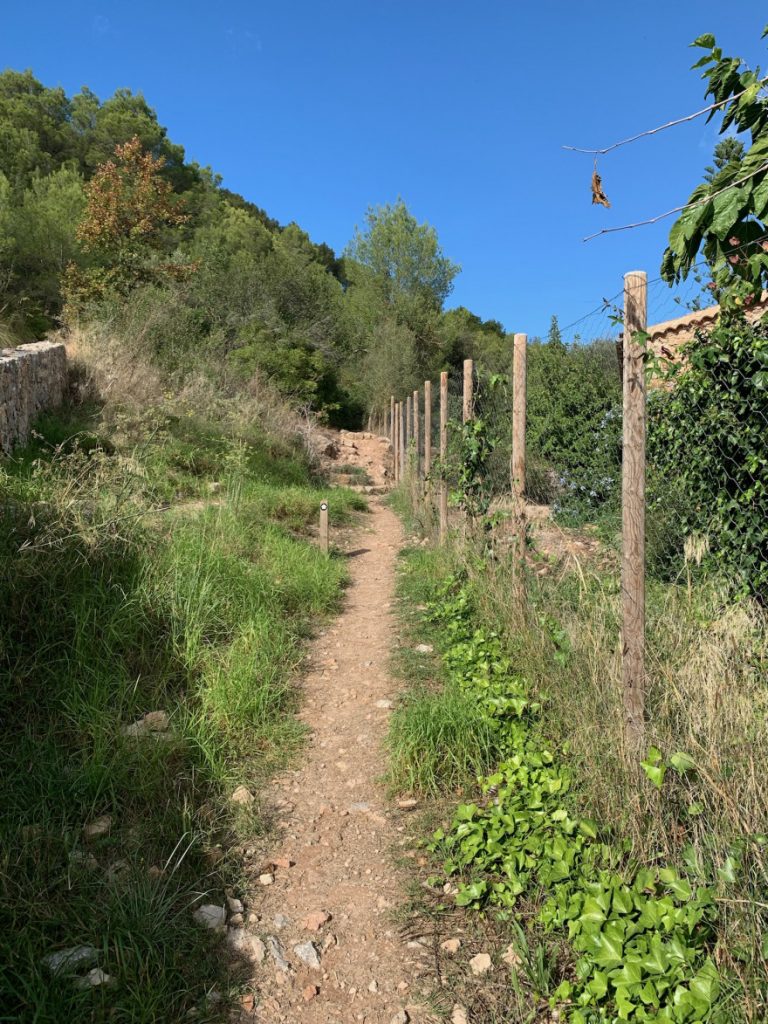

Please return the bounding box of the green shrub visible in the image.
[648,313,768,598]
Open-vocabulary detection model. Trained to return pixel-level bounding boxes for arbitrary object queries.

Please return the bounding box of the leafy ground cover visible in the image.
[389,533,766,1023]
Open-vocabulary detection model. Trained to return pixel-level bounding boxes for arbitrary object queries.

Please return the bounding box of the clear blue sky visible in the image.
[4,2,767,337]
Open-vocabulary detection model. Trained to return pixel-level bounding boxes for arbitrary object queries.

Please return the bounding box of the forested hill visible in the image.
[0,69,515,425]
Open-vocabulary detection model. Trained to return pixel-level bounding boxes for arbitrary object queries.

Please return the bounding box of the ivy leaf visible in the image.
[717,856,738,884]
[669,751,697,774]
[592,925,624,969]
[641,747,667,789]
[455,879,488,905]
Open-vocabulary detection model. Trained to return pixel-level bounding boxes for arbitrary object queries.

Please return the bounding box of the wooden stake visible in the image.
[512,333,527,500]
[463,358,474,423]
[439,371,448,543]
[319,501,329,554]
[424,380,432,480]
[390,395,396,482]
[399,399,406,478]
[412,388,420,479]
[622,270,647,754]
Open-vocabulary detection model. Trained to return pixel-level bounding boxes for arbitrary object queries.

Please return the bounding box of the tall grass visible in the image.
[386,545,508,796]
[0,397,364,1022]
[395,523,768,1020]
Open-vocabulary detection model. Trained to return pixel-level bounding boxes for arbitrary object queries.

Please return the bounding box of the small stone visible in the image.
[414,644,434,654]
[396,981,410,994]
[301,910,331,931]
[193,904,226,932]
[441,938,461,954]
[229,913,244,926]
[227,930,266,962]
[83,815,111,840]
[303,984,319,1002]
[368,979,378,993]
[121,710,170,737]
[69,850,99,871]
[321,933,337,952]
[259,873,274,886]
[227,896,244,914]
[390,1012,410,1024]
[266,935,290,973]
[247,912,259,925]
[375,699,393,710]
[42,946,99,975]
[75,967,113,989]
[469,952,492,975]
[272,856,294,870]
[397,798,418,811]
[452,1006,469,1024]
[501,943,522,969]
[293,940,321,970]
[273,913,291,930]
[231,785,254,806]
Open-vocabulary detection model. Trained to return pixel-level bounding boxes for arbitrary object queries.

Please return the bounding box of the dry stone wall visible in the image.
[0,341,67,454]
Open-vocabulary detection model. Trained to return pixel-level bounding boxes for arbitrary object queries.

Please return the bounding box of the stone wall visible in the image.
[0,341,68,454]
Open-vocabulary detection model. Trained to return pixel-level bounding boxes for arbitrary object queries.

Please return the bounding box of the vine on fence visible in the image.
[447,372,506,532]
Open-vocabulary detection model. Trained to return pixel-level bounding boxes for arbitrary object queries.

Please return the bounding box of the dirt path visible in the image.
[241,454,435,1023]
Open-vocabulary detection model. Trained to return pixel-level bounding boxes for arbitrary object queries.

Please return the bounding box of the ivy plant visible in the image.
[425,575,725,1023]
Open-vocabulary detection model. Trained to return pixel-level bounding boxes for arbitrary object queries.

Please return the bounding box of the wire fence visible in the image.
[389,267,768,751]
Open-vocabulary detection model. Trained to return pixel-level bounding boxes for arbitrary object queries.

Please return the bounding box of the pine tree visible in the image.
[547,314,564,349]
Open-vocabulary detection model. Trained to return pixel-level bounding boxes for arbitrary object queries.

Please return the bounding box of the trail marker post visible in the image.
[319,501,329,554]
[622,271,647,755]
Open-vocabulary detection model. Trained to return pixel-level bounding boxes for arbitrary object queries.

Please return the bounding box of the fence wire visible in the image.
[391,267,768,600]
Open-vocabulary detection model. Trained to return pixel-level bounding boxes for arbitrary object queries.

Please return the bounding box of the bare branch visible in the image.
[583,161,768,242]
[564,76,768,157]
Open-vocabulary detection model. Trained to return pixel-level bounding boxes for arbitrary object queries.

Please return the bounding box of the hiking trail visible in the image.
[237,431,437,1024]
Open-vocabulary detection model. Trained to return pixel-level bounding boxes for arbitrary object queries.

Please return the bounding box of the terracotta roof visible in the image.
[648,295,768,351]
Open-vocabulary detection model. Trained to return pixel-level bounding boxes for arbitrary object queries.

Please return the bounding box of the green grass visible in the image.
[386,544,508,796]
[0,404,364,1022]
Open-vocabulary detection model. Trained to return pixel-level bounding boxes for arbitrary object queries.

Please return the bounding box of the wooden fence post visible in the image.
[439,371,448,543]
[390,395,396,483]
[463,358,474,423]
[393,402,397,483]
[512,333,527,500]
[622,270,647,755]
[399,399,406,479]
[413,388,420,480]
[424,380,432,503]
[319,501,329,554]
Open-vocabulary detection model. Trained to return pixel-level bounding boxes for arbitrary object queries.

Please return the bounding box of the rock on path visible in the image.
[239,484,432,1023]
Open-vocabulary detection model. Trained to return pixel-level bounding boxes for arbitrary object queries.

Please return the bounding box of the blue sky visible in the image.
[4,1,767,337]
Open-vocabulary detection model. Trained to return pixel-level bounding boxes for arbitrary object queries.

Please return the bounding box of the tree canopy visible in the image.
[661,31,768,307]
